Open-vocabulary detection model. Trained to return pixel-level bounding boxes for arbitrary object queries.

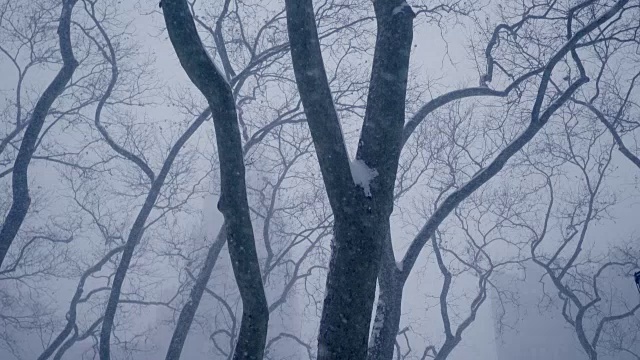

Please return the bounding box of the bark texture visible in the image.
[285,1,414,358]
[162,1,269,358]
[367,257,402,360]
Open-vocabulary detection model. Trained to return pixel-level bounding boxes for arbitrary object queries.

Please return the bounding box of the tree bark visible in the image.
[367,261,402,360]
[285,1,414,358]
[162,1,269,359]
[0,0,78,267]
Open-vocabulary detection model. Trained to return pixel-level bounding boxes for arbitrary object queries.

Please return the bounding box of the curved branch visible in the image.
[98,109,209,360]
[0,0,79,267]
[161,1,268,359]
[400,0,630,278]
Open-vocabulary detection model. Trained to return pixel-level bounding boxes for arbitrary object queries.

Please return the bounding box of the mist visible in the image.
[1,0,639,359]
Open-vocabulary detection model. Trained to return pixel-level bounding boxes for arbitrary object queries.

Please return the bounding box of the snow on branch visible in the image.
[392,1,411,16]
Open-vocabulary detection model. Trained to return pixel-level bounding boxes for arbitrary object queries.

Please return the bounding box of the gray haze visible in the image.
[1,0,639,359]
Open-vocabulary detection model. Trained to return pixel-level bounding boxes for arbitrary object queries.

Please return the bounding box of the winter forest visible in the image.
[1,0,640,359]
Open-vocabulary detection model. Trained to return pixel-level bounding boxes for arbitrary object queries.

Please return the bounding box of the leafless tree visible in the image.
[0,0,78,266]
[4,0,640,359]
[157,0,634,359]
[517,107,640,359]
[0,0,212,358]
[369,1,635,358]
[160,1,373,359]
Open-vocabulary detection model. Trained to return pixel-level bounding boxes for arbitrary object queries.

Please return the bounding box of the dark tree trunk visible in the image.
[0,0,78,267]
[165,226,227,360]
[162,1,269,358]
[285,1,414,358]
[39,247,123,360]
[366,2,628,357]
[367,264,403,360]
[433,341,459,360]
[99,112,208,360]
[317,212,386,359]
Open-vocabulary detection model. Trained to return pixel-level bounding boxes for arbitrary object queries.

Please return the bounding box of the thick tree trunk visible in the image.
[285,1,414,358]
[0,0,78,267]
[317,212,386,359]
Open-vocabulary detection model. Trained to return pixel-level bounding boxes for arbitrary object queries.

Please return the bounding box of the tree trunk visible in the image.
[367,269,403,360]
[285,1,414,358]
[0,0,78,267]
[99,114,207,360]
[39,247,123,360]
[165,226,227,360]
[433,340,457,360]
[317,212,387,359]
[162,1,269,358]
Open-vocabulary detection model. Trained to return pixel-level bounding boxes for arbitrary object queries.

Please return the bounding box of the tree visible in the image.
[520,73,640,360]
[158,1,377,358]
[4,0,640,359]
[2,0,211,358]
[524,133,640,360]
[0,0,111,355]
[158,0,633,358]
[519,5,640,357]
[0,0,78,266]
[369,0,639,357]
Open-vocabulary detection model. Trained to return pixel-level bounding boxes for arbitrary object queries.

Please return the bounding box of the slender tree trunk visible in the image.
[433,340,457,360]
[0,0,78,267]
[367,267,403,360]
[162,1,269,358]
[165,226,227,360]
[576,312,598,360]
[98,113,208,360]
[39,247,124,360]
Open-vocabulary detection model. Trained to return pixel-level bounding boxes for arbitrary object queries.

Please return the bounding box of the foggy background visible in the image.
[1,0,639,359]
